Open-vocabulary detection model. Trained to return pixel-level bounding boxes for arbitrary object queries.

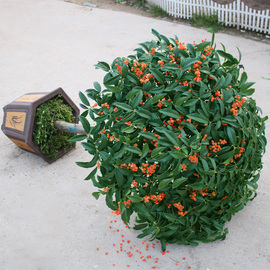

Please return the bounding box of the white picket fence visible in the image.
[149,0,270,34]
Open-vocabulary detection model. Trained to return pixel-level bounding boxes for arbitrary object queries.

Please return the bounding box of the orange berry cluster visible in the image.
[230,95,246,116]
[211,90,223,102]
[234,146,245,159]
[158,60,164,69]
[131,61,152,84]
[124,200,132,208]
[181,163,187,171]
[131,180,138,187]
[169,53,175,63]
[140,73,153,84]
[101,102,110,109]
[175,40,186,50]
[106,133,119,142]
[209,139,227,153]
[149,48,156,55]
[204,45,213,56]
[167,44,174,51]
[189,188,215,201]
[173,202,188,216]
[189,152,198,163]
[141,130,160,149]
[225,85,232,91]
[143,192,166,204]
[140,162,159,177]
[120,163,139,172]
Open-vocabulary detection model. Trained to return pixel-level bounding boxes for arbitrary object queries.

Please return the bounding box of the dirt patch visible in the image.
[65,0,270,42]
[215,0,270,11]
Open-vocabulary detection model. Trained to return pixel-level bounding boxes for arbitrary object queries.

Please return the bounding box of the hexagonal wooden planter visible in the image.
[1,88,79,163]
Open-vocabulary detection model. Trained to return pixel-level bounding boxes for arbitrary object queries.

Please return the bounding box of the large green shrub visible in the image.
[74,30,267,251]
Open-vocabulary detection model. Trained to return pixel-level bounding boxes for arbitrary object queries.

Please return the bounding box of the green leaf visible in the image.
[216,50,238,64]
[196,41,211,52]
[122,126,135,133]
[227,126,236,145]
[163,213,177,222]
[76,153,98,168]
[214,76,225,90]
[127,73,141,85]
[92,191,100,200]
[139,132,158,141]
[160,34,170,45]
[103,74,121,85]
[131,90,143,108]
[126,87,140,99]
[239,72,247,87]
[104,85,122,93]
[200,158,209,171]
[114,102,133,112]
[151,146,166,158]
[95,61,110,72]
[141,143,149,159]
[149,68,165,84]
[174,96,188,107]
[200,100,210,118]
[84,167,97,180]
[152,93,167,104]
[169,151,185,159]
[93,81,101,92]
[127,195,142,203]
[69,134,87,142]
[151,29,161,40]
[81,142,96,153]
[158,178,172,189]
[136,108,152,119]
[186,113,208,124]
[163,130,180,146]
[126,146,142,155]
[172,177,187,188]
[159,108,180,119]
[79,115,90,133]
[79,91,90,106]
[105,189,116,210]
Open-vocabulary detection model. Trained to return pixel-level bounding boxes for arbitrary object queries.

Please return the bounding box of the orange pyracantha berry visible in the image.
[173,202,188,216]
[189,152,198,163]
[230,95,246,116]
[202,134,208,141]
[144,192,166,204]
[140,162,159,177]
[132,180,138,187]
[149,48,156,55]
[158,60,165,69]
[181,163,187,171]
[124,199,132,208]
[102,103,109,109]
[175,40,186,50]
[112,202,121,215]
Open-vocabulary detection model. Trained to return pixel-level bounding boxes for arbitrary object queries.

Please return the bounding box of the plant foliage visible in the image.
[190,13,223,32]
[33,95,75,158]
[75,29,267,251]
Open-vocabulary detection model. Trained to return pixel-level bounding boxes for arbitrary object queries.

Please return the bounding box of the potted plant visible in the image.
[2,87,79,163]
[74,30,267,250]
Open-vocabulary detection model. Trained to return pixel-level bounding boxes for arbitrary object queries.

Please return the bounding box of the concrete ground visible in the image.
[0,0,270,269]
